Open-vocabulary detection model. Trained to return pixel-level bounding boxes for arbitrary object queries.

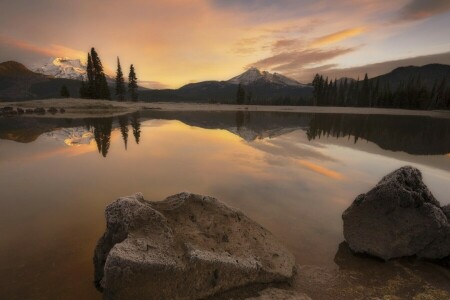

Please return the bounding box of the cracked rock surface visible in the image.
[343,166,450,260]
[94,192,296,299]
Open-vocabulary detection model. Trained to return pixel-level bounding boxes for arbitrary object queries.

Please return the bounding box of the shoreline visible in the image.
[2,98,450,119]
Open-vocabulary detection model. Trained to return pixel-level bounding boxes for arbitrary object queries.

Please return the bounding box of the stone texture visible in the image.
[94,192,295,300]
[246,288,311,300]
[343,166,450,260]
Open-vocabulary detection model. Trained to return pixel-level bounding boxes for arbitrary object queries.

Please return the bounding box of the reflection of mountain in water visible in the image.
[140,110,311,141]
[45,127,94,146]
[0,111,449,155]
[306,114,450,155]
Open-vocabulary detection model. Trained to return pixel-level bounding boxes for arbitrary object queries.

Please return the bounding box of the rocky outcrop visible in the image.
[94,192,296,300]
[343,166,450,261]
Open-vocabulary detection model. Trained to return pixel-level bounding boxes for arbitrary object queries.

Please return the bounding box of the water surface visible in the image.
[0,111,449,299]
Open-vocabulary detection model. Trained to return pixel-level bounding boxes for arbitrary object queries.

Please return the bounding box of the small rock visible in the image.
[48,107,58,114]
[34,107,45,114]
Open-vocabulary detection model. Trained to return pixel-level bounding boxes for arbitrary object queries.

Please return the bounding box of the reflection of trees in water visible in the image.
[131,112,141,144]
[84,113,141,157]
[84,117,113,157]
[306,114,450,155]
[118,115,129,150]
[235,111,251,131]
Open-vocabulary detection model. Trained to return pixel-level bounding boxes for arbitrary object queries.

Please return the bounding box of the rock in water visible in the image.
[343,166,450,261]
[94,192,295,299]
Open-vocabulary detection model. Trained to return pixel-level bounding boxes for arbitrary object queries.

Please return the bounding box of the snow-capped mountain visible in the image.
[228,67,305,87]
[32,57,87,80]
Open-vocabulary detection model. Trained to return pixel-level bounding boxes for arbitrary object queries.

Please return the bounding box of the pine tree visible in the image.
[60,85,70,98]
[115,57,126,101]
[86,53,95,98]
[128,64,138,101]
[79,80,87,98]
[361,74,370,107]
[312,74,321,106]
[236,84,245,105]
[90,48,110,100]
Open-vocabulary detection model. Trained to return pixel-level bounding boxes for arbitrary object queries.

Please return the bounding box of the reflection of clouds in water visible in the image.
[249,130,337,163]
[246,130,345,180]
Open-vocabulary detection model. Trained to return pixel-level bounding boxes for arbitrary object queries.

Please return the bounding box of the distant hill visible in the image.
[372,64,450,89]
[0,61,82,101]
[140,68,313,103]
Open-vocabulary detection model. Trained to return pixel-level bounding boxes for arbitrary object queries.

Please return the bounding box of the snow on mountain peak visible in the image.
[32,57,87,80]
[228,67,304,86]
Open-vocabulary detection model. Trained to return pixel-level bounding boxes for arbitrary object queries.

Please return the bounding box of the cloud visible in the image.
[311,27,366,47]
[0,35,85,61]
[248,47,358,74]
[397,0,450,22]
[138,80,169,89]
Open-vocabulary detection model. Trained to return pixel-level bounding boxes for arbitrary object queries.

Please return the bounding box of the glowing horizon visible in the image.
[1,0,449,88]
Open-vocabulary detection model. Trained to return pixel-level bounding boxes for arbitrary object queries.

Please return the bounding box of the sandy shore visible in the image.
[2,98,450,119]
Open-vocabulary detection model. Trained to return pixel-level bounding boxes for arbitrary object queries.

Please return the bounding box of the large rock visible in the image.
[94,192,295,299]
[343,166,450,260]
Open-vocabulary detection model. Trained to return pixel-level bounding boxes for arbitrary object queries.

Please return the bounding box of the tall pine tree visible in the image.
[115,57,126,101]
[86,53,95,98]
[90,48,110,100]
[128,64,138,101]
[236,84,245,105]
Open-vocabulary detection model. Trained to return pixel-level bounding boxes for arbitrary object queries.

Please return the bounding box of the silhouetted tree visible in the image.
[115,57,126,101]
[90,48,110,100]
[128,64,138,101]
[236,84,245,105]
[60,85,70,98]
[360,74,370,107]
[79,80,88,98]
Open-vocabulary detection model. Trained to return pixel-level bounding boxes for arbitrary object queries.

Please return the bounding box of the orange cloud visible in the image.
[0,35,85,61]
[311,27,366,47]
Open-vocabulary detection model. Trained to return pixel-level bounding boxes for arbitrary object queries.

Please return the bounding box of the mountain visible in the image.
[0,61,82,101]
[228,67,305,87]
[0,61,38,77]
[372,64,450,89]
[140,68,313,103]
[32,57,87,80]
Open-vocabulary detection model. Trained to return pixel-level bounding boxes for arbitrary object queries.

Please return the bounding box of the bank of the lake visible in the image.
[2,98,450,119]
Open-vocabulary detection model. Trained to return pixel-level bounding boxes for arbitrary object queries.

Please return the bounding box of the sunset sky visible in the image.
[1,0,449,88]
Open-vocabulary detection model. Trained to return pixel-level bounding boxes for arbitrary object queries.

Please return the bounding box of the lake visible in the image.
[0,110,449,299]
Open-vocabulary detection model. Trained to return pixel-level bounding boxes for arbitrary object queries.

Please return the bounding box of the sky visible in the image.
[0,0,449,88]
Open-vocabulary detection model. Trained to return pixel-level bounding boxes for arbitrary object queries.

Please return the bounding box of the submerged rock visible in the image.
[343,166,450,261]
[94,192,295,300]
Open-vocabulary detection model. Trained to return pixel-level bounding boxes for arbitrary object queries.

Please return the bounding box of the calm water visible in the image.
[0,111,449,299]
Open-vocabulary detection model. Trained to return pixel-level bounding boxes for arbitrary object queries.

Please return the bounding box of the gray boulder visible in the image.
[94,192,295,300]
[343,166,450,261]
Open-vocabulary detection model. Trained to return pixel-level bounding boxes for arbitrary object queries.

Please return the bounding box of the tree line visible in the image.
[311,73,449,110]
[78,48,139,101]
